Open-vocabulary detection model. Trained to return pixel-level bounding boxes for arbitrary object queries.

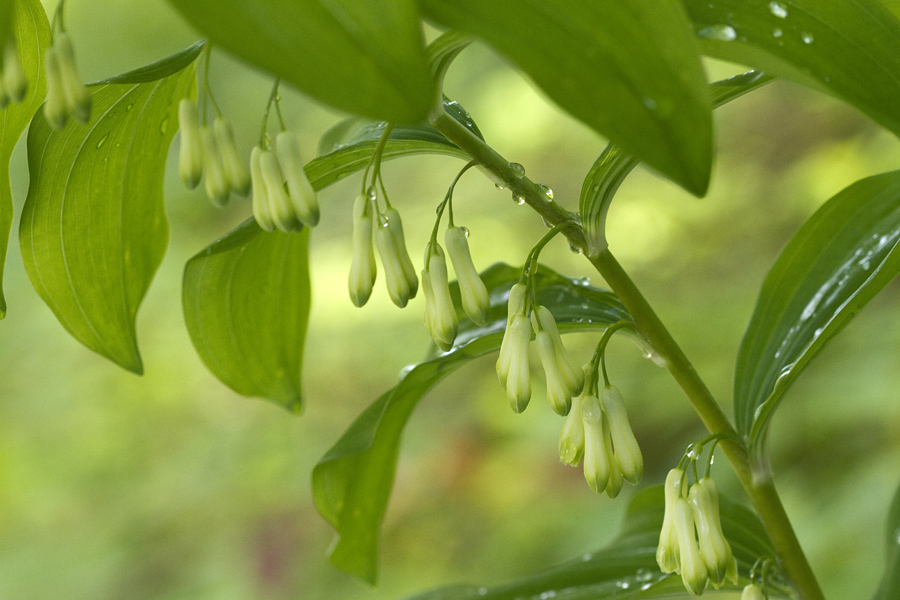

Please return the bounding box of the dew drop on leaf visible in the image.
[95,133,109,149]
[698,24,737,42]
[768,1,788,18]
[801,32,815,44]
[773,28,783,38]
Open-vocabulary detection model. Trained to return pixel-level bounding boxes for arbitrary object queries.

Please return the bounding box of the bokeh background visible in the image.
[1,2,899,599]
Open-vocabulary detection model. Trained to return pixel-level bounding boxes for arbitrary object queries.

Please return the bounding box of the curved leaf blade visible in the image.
[182,221,310,412]
[167,0,433,123]
[19,45,201,373]
[0,0,50,317]
[683,0,900,139]
[872,478,900,600]
[735,171,900,441]
[418,0,713,196]
[312,264,632,583]
[404,487,781,600]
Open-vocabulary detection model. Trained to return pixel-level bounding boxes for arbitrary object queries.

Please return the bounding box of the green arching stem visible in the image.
[259,78,282,148]
[201,47,222,122]
[425,160,478,269]
[429,107,825,600]
[51,0,66,35]
[589,320,639,389]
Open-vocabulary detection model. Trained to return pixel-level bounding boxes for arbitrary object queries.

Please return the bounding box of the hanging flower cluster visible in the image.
[250,130,319,231]
[1,35,27,108]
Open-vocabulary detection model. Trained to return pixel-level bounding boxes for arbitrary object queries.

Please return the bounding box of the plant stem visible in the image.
[430,107,825,600]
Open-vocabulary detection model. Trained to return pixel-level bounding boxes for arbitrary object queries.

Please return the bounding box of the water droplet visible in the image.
[542,217,552,228]
[379,215,390,228]
[635,568,652,582]
[509,162,525,176]
[512,193,525,205]
[398,364,416,378]
[643,97,657,110]
[159,117,168,134]
[698,24,737,42]
[460,226,470,238]
[768,1,788,18]
[801,32,815,44]
[367,187,377,201]
[95,133,109,149]
[495,183,505,190]
[581,400,602,424]
[478,587,488,596]
[687,444,702,460]
[538,183,554,200]
[581,553,592,562]
[568,242,582,255]
[575,277,590,286]
[538,592,557,600]
[616,581,630,589]
[641,583,652,591]
[125,103,133,111]
[773,28,783,38]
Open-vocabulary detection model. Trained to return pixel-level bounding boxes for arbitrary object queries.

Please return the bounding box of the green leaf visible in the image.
[0,0,13,52]
[18,44,201,373]
[872,478,900,600]
[312,263,632,583]
[0,0,50,317]
[683,0,900,139]
[580,70,774,257]
[167,0,433,123]
[735,171,900,443]
[418,0,713,196]
[182,221,310,412]
[425,30,473,92]
[404,486,781,600]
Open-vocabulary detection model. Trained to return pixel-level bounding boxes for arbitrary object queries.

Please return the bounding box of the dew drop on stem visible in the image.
[509,162,525,177]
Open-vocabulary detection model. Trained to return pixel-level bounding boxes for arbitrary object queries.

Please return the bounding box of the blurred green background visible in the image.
[1,2,899,599]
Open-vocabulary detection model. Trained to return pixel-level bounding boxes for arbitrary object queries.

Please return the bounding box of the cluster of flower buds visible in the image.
[1,37,27,108]
[348,190,417,309]
[657,469,738,595]
[250,131,319,231]
[496,286,584,415]
[558,377,643,496]
[43,33,90,128]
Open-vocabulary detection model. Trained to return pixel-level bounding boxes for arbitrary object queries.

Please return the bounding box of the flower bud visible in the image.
[689,478,738,588]
[600,385,643,485]
[375,220,412,308]
[581,395,610,493]
[536,330,572,416]
[275,130,319,227]
[249,146,274,232]
[385,208,418,299]
[657,468,684,574]
[559,390,585,466]
[673,497,708,596]
[423,243,457,350]
[741,584,765,600]
[43,46,67,130]
[532,305,584,396]
[200,125,230,207]
[349,193,377,307]
[444,226,490,326]
[260,148,302,230]
[54,33,90,123]
[603,411,624,498]
[505,313,532,412]
[178,99,203,190]
[214,117,250,196]
[3,39,27,103]
[496,283,527,385]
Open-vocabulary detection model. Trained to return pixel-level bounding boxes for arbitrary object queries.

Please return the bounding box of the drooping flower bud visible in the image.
[535,329,572,416]
[374,218,412,308]
[249,146,274,232]
[533,305,583,396]
[214,117,250,196]
[600,385,643,485]
[349,193,377,307]
[444,226,490,326]
[602,411,624,499]
[200,125,231,207]
[423,242,457,350]
[689,478,738,588]
[741,583,765,600]
[3,39,27,103]
[504,313,532,412]
[581,394,610,493]
[385,208,417,299]
[275,130,319,227]
[673,497,708,596]
[559,388,586,466]
[260,148,303,230]
[178,99,204,190]
[496,283,527,385]
[657,468,684,574]
[54,33,90,124]
[42,46,67,130]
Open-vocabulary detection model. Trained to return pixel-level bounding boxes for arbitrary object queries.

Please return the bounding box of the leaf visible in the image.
[18,44,201,373]
[683,0,900,139]
[312,263,632,583]
[580,70,774,257]
[872,478,900,600]
[404,486,781,600]
[0,0,50,317]
[418,0,713,196]
[735,171,900,443]
[166,0,433,123]
[182,221,310,412]
[425,30,473,92]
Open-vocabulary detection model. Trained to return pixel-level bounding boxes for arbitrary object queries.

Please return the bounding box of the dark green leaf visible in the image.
[418,0,713,196]
[404,486,781,600]
[167,0,433,123]
[683,0,900,139]
[872,479,900,600]
[312,263,631,583]
[0,0,50,317]
[182,221,310,412]
[735,171,900,443]
[580,70,774,257]
[19,44,201,373]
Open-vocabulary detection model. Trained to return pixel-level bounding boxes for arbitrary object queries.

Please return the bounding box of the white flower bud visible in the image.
[275,130,319,227]
[657,468,684,574]
[496,283,527,385]
[601,385,643,485]
[375,220,412,308]
[249,146,274,232]
[533,305,584,396]
[259,148,302,230]
[43,46,67,130]
[214,117,250,196]
[689,478,738,588]
[559,391,585,466]
[385,208,417,299]
[178,99,203,190]
[581,394,610,493]
[444,226,490,326]
[602,411,624,499]
[674,497,708,596]
[423,243,458,350]
[3,39,27,103]
[200,125,230,207]
[54,33,90,123]
[348,193,377,307]
[536,330,571,416]
[505,313,532,412]
[741,584,765,600]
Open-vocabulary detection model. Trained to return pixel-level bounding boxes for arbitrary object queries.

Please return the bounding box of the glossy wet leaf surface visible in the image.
[312,264,632,583]
[735,171,900,442]
[19,44,201,372]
